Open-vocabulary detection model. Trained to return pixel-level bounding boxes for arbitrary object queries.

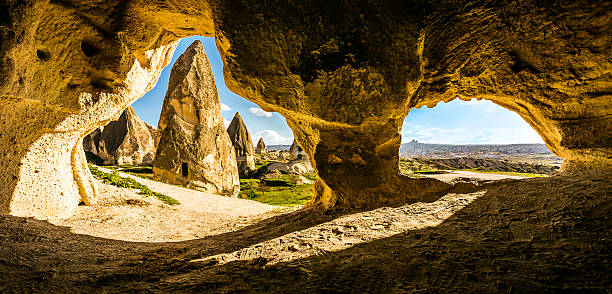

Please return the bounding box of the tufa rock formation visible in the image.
[289,139,307,160]
[0,1,609,218]
[153,41,239,196]
[82,127,103,156]
[89,106,156,166]
[227,112,256,175]
[255,138,266,154]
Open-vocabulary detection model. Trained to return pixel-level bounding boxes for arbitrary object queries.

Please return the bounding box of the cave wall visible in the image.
[0,0,609,218]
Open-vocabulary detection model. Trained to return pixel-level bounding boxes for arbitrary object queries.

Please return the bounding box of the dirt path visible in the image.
[49,166,284,242]
[98,166,277,216]
[419,169,529,182]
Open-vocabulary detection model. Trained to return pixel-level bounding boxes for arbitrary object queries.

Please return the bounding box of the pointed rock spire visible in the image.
[227,112,256,174]
[153,40,239,196]
[289,139,306,159]
[255,138,266,154]
[85,106,156,166]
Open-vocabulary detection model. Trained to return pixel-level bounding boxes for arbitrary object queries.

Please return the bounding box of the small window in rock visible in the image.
[181,162,189,177]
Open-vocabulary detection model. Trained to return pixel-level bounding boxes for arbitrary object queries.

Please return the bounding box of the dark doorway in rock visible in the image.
[181,162,189,178]
[399,98,561,180]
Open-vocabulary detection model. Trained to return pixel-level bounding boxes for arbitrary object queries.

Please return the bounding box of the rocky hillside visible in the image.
[401,157,560,175]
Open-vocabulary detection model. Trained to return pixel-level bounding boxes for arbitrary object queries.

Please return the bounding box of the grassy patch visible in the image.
[412,169,448,175]
[89,165,179,205]
[459,169,548,178]
[302,172,319,181]
[238,176,313,207]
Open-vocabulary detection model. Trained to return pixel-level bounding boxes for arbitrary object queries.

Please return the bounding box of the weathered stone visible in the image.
[83,127,103,155]
[227,112,256,175]
[153,41,239,196]
[92,106,156,166]
[255,138,266,154]
[289,139,307,160]
[264,159,314,175]
[0,1,609,217]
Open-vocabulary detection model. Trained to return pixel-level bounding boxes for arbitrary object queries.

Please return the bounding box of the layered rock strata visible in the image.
[227,112,256,175]
[0,1,609,217]
[153,41,239,196]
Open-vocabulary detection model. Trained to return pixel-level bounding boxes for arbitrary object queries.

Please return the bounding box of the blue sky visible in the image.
[132,36,544,145]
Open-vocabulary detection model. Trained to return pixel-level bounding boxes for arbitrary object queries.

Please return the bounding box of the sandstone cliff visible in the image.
[227,112,256,175]
[0,1,609,218]
[153,41,239,196]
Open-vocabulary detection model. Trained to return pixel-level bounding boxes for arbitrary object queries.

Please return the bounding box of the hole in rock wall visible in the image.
[36,48,50,61]
[77,36,315,242]
[399,99,562,179]
[81,39,101,57]
[181,162,189,177]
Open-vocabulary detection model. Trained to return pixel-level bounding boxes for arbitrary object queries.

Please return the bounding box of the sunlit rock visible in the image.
[227,112,256,176]
[0,1,608,217]
[153,41,239,196]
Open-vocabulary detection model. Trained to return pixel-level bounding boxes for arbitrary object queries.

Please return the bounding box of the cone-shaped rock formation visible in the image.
[86,106,156,166]
[153,41,239,196]
[289,139,307,160]
[227,112,256,175]
[255,138,266,154]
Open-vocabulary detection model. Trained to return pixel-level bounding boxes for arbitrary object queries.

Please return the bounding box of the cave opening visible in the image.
[77,36,316,242]
[399,98,562,179]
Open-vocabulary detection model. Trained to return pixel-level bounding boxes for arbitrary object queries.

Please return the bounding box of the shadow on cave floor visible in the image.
[0,174,609,292]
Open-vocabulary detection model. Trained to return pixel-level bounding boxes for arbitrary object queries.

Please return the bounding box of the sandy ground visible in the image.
[0,172,609,292]
[50,167,284,242]
[419,169,529,182]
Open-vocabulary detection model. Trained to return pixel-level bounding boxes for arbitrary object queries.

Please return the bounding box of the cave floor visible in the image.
[0,174,609,293]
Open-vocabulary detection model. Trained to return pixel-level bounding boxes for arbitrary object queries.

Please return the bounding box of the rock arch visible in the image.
[0,1,609,218]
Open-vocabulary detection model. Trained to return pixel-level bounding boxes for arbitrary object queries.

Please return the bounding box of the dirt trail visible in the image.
[420,170,529,182]
[49,167,284,242]
[98,166,277,215]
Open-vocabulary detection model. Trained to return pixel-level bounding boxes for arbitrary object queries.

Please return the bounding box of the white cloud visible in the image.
[223,118,231,128]
[253,130,293,145]
[249,107,273,118]
[401,123,544,144]
[221,103,231,111]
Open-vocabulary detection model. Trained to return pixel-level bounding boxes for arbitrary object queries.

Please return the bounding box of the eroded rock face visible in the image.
[227,112,256,175]
[0,1,609,217]
[90,106,156,166]
[289,139,307,160]
[153,41,239,196]
[255,138,266,154]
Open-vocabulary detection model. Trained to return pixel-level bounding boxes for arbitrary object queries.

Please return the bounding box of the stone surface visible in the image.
[289,139,307,160]
[265,158,314,175]
[0,1,609,217]
[82,127,103,156]
[226,112,256,175]
[90,106,156,166]
[255,138,266,154]
[153,41,239,196]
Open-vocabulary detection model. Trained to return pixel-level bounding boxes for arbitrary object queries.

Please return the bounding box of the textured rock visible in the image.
[255,138,266,154]
[289,139,307,160]
[83,127,103,156]
[265,159,314,175]
[153,41,239,196]
[227,112,256,175]
[90,106,156,166]
[0,1,609,217]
